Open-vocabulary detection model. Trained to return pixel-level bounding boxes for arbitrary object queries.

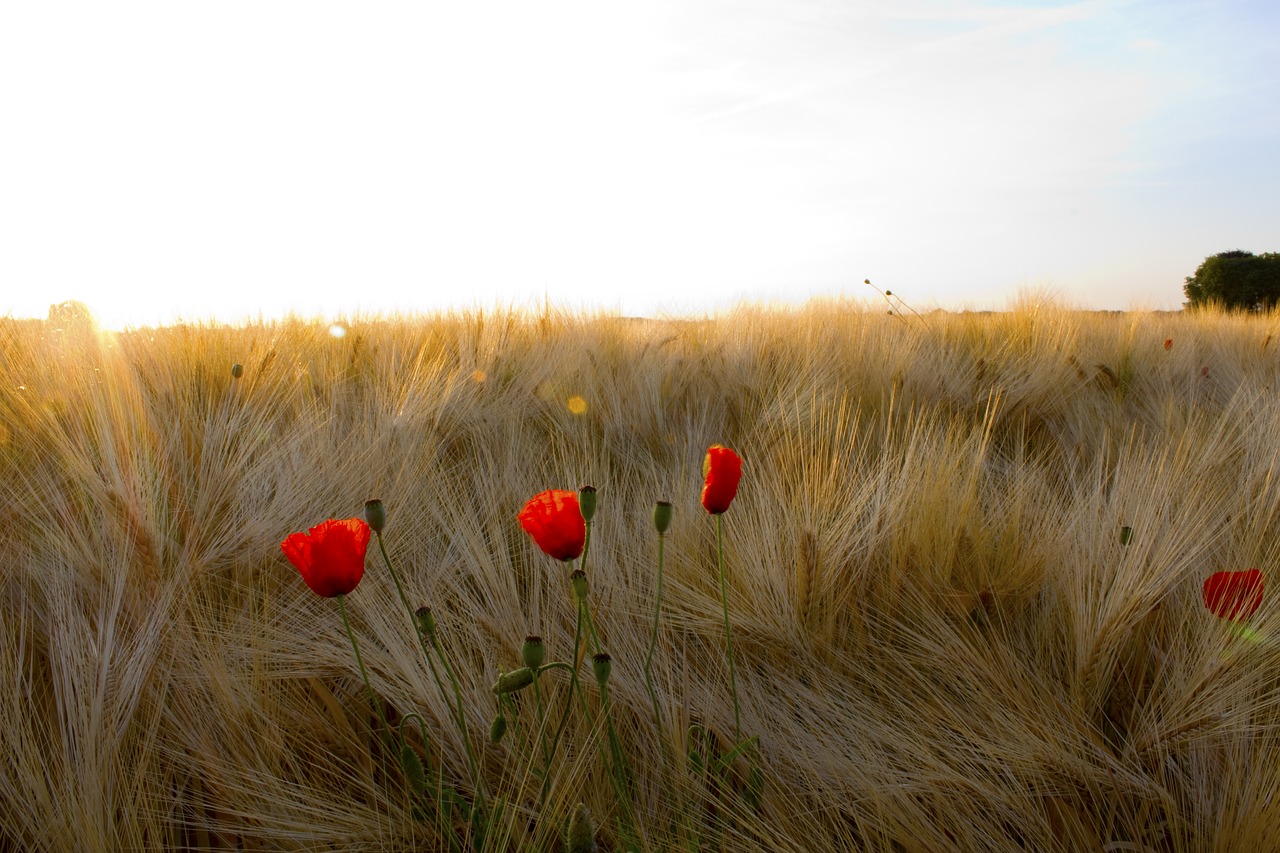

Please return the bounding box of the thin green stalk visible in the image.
[643,529,667,737]
[532,673,551,770]
[596,677,639,848]
[426,623,489,818]
[643,526,680,839]
[542,572,586,808]
[374,531,488,816]
[580,598,603,655]
[375,532,416,622]
[338,594,392,740]
[716,514,742,740]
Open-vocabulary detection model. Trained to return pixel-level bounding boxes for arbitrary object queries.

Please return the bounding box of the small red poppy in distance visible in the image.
[1202,569,1264,620]
[281,518,371,597]
[518,490,586,562]
[701,445,742,515]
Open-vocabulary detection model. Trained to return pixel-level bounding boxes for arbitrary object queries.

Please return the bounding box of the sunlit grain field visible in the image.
[3,302,1279,852]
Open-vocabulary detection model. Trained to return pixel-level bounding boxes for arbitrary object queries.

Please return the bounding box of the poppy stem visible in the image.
[337,594,392,741]
[581,600,603,655]
[372,531,488,819]
[644,528,669,745]
[596,678,638,842]
[532,672,551,770]
[542,597,585,808]
[716,514,742,741]
[374,531,417,628]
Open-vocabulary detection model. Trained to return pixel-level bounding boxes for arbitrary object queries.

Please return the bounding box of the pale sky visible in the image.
[2,1,1277,329]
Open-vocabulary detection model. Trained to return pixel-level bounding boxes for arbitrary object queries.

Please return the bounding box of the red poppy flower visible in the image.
[281,517,370,597]
[1164,339,1173,351]
[701,445,742,515]
[1202,569,1264,620]
[518,489,585,561]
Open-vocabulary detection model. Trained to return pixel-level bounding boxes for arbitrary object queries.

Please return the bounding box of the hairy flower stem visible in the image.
[374,532,488,817]
[574,548,635,837]
[542,594,585,808]
[644,530,671,753]
[338,594,392,740]
[581,600,603,656]
[532,675,551,770]
[716,515,743,741]
[578,522,604,653]
[597,678,639,846]
[426,628,489,815]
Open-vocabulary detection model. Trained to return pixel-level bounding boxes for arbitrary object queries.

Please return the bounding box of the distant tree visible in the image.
[1183,250,1280,311]
[46,300,96,329]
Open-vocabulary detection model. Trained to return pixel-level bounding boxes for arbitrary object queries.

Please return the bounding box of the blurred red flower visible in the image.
[518,489,585,561]
[1164,339,1173,351]
[281,518,370,597]
[701,445,742,515]
[1202,569,1264,620]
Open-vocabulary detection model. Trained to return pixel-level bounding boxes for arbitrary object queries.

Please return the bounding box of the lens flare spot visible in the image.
[329,324,347,338]
[1233,625,1265,644]
[567,395,588,415]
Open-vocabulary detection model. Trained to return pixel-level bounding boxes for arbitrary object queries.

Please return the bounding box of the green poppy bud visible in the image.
[571,570,589,603]
[521,635,546,670]
[364,499,386,534]
[400,744,426,797]
[578,485,597,522]
[489,713,507,743]
[415,606,436,641]
[591,652,612,686]
[231,363,243,379]
[653,501,672,534]
[566,802,597,853]
[492,667,535,696]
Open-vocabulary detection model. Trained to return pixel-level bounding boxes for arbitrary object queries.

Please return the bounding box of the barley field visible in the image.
[2,301,1279,852]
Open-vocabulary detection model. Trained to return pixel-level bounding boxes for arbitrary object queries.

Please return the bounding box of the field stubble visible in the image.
[1,302,1279,851]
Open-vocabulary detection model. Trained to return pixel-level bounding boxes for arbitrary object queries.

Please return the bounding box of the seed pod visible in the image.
[578,485,598,523]
[521,635,546,670]
[571,570,589,603]
[653,501,673,534]
[566,802,597,853]
[492,667,535,696]
[364,499,386,534]
[489,713,507,744]
[400,745,426,797]
[415,607,436,641]
[591,652,612,687]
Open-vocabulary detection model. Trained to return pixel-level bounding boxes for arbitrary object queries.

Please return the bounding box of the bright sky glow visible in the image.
[2,1,1278,328]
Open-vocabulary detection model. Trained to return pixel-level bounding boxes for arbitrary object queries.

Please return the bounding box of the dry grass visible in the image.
[2,301,1279,851]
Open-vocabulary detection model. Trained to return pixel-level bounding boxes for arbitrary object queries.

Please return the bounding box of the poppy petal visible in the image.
[518,490,585,561]
[701,445,742,515]
[1203,569,1264,620]
[281,517,369,597]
